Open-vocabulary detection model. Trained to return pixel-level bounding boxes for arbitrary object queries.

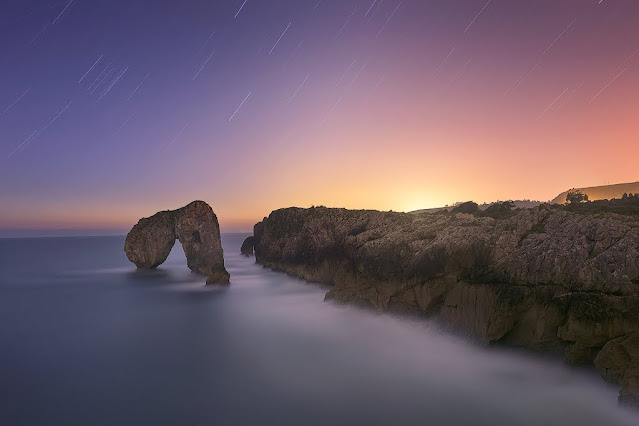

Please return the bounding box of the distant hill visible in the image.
[551,181,639,205]
[410,200,542,214]
[410,207,450,214]
[483,200,542,210]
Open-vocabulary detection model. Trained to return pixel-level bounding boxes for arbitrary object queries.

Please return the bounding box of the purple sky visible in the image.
[1,0,638,234]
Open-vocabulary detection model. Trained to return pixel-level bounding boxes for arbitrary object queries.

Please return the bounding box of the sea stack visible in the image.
[124,200,230,284]
[240,236,255,255]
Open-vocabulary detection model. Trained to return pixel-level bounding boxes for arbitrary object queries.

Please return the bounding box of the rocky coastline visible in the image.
[251,204,639,406]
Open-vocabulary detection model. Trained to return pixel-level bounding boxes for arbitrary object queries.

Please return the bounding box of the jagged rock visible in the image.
[241,236,255,255]
[250,205,639,406]
[124,201,229,284]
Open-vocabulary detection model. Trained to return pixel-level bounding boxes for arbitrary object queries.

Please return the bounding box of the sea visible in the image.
[0,234,637,425]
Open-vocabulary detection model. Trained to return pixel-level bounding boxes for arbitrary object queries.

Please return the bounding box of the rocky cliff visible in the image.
[124,201,230,284]
[252,205,639,406]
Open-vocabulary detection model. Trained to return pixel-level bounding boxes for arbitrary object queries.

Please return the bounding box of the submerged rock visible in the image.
[249,205,639,406]
[124,201,229,284]
[241,236,255,255]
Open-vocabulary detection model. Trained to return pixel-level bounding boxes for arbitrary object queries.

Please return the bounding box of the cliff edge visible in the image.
[252,204,639,406]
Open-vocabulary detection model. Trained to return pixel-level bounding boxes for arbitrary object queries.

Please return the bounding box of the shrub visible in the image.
[451,201,480,214]
[484,201,516,219]
[566,189,589,204]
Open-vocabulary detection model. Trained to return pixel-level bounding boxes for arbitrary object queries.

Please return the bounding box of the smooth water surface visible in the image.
[0,234,636,425]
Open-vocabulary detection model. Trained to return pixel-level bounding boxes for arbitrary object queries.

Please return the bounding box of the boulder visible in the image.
[124,201,229,284]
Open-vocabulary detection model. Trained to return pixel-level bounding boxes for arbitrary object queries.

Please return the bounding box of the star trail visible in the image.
[0,0,638,232]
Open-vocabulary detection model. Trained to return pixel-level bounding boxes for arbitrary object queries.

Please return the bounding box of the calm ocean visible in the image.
[0,234,636,425]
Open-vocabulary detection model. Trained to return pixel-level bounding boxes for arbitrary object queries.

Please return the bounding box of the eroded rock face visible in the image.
[241,236,255,255]
[123,210,176,269]
[595,333,639,407]
[251,205,639,406]
[124,201,229,284]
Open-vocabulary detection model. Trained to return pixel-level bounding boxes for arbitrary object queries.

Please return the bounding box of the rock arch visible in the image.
[124,201,230,284]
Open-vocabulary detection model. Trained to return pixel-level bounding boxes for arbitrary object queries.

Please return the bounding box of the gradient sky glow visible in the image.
[1,0,638,232]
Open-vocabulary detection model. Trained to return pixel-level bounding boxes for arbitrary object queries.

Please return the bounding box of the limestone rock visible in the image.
[123,210,176,269]
[124,201,229,284]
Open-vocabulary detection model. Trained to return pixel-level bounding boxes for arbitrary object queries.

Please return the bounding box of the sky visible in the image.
[1,0,638,233]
